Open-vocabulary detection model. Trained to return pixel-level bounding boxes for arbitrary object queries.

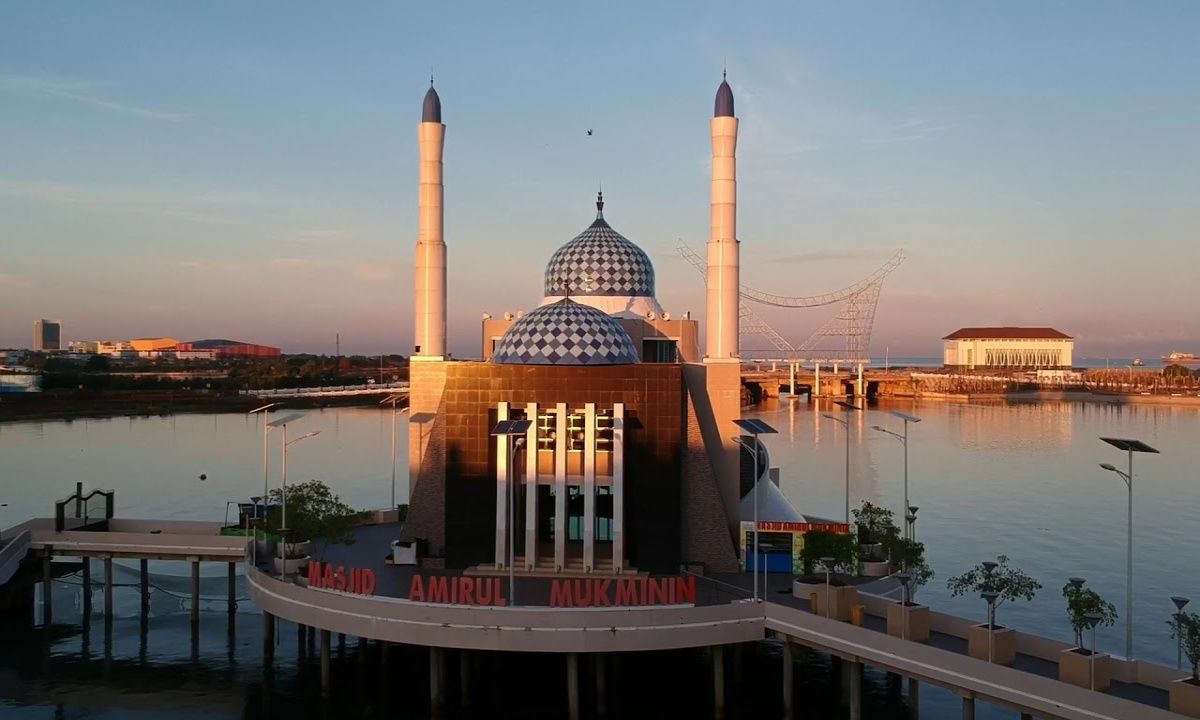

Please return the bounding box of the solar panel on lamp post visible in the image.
[733,418,778,602]
[896,572,912,641]
[379,395,409,512]
[491,419,532,607]
[1100,436,1160,661]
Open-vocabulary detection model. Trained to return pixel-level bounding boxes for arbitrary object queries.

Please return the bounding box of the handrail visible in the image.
[0,530,31,585]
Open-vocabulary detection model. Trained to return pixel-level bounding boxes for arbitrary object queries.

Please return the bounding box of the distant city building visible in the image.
[130,337,179,352]
[943,327,1073,369]
[34,319,62,351]
[176,339,280,358]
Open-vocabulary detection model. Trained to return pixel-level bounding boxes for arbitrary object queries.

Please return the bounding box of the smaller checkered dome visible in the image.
[493,299,639,366]
[543,193,655,298]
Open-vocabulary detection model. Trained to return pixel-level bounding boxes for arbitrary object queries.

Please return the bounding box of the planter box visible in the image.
[277,540,311,558]
[794,580,858,622]
[967,624,1016,665]
[886,602,930,642]
[272,555,310,576]
[859,560,890,577]
[1058,648,1110,692]
[1171,678,1200,718]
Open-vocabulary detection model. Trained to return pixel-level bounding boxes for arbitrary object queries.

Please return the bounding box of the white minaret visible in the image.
[706,72,739,361]
[414,81,446,358]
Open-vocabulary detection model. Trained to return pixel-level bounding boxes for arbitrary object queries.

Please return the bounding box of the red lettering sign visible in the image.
[756,521,850,534]
[306,561,376,596]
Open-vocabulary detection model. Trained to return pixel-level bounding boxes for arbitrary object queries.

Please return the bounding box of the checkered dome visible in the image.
[543,215,655,298]
[492,299,639,365]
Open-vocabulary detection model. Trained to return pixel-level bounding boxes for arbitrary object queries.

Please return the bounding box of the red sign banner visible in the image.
[307,561,377,596]
[756,521,850,533]
[406,574,697,608]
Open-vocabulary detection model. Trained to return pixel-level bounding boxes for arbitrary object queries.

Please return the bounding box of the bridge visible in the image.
[741,362,918,401]
[240,381,409,399]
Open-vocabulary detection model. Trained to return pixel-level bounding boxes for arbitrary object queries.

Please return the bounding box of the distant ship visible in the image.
[1131,358,1145,366]
[1161,352,1200,365]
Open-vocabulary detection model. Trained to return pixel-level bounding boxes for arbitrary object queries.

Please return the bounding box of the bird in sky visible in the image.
[586,129,593,136]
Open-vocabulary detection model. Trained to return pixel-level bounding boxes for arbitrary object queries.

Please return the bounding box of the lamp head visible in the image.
[982,561,998,574]
[1083,611,1103,627]
[820,556,836,570]
[1068,576,1087,590]
[907,505,919,516]
[1099,463,1118,472]
[896,573,912,588]
[981,590,1000,604]
[1172,596,1190,612]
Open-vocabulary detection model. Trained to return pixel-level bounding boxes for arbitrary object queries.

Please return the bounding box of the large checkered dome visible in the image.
[543,194,655,298]
[493,299,639,365]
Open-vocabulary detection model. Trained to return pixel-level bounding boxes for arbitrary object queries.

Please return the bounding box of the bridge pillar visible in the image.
[227,562,236,619]
[908,677,920,719]
[567,652,580,720]
[781,639,794,719]
[712,645,726,720]
[594,652,607,717]
[813,363,821,398]
[789,363,796,395]
[41,547,52,626]
[81,556,92,621]
[833,362,839,376]
[262,611,275,664]
[855,363,865,398]
[190,560,200,627]
[848,659,862,720]
[430,646,445,718]
[320,629,331,698]
[103,557,114,618]
[961,694,975,720]
[139,559,149,617]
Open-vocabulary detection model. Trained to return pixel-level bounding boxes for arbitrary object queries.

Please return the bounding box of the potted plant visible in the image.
[852,501,898,578]
[947,555,1040,665]
[1058,580,1117,690]
[794,529,858,621]
[885,539,934,642]
[1169,610,1200,717]
[264,479,361,576]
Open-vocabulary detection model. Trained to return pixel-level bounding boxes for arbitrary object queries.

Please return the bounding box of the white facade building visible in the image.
[943,327,1074,369]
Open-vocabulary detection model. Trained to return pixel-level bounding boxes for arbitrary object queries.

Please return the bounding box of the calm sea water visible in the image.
[1,400,1197,719]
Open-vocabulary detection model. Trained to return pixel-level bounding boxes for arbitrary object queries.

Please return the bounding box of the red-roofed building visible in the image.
[943,327,1073,369]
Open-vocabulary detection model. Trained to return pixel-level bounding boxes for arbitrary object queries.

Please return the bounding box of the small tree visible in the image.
[947,555,1040,628]
[1168,610,1200,683]
[889,538,934,602]
[852,500,898,545]
[799,529,856,577]
[265,479,362,560]
[1062,582,1117,649]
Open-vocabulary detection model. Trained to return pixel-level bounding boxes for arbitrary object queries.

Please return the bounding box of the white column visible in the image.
[706,112,740,361]
[494,402,509,569]
[612,403,625,573]
[554,403,567,573]
[524,402,538,571]
[414,119,446,358]
[814,363,821,396]
[583,403,597,573]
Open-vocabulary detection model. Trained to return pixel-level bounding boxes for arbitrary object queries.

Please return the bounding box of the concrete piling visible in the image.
[81,556,92,620]
[567,652,580,720]
[430,646,445,718]
[103,557,114,618]
[908,677,920,719]
[782,640,794,719]
[320,629,331,698]
[190,560,200,626]
[713,645,725,720]
[849,660,862,720]
[41,548,52,626]
[961,695,975,720]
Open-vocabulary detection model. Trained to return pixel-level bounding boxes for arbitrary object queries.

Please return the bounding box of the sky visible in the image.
[1,2,1198,358]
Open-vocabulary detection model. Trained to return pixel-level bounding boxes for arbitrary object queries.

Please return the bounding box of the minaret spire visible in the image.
[415,81,447,357]
[706,71,739,359]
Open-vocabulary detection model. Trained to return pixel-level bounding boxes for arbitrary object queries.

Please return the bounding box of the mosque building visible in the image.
[402,75,751,576]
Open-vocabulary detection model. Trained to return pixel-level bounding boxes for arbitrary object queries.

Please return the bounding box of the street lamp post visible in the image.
[1173,596,1191,670]
[982,590,999,663]
[1100,436,1160,660]
[491,419,532,607]
[823,401,860,526]
[896,572,913,641]
[269,414,318,579]
[248,403,280,563]
[872,411,921,541]
[733,418,778,602]
[380,395,409,511]
[1083,611,1103,690]
[821,556,836,619]
[906,506,918,545]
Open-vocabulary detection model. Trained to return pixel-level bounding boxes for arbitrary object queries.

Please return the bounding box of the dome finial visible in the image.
[422,74,442,123]
[596,189,604,218]
[715,69,734,117]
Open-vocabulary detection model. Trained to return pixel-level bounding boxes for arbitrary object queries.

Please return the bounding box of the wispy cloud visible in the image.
[0,72,185,122]
[862,118,957,145]
[0,177,263,226]
[776,249,876,264]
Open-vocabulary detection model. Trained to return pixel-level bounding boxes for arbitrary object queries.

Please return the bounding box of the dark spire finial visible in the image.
[422,76,442,123]
[596,190,605,218]
[714,69,735,118]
